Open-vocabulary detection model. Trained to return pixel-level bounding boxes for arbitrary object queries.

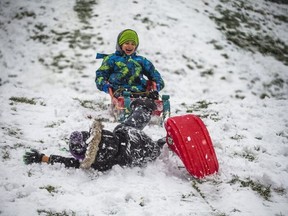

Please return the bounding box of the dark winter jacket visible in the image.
[95,51,164,93]
[49,105,163,171]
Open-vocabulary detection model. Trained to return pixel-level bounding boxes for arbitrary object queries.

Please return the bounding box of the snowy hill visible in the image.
[0,0,288,215]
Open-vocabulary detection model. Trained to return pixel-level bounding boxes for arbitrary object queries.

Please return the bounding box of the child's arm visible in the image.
[95,56,112,93]
[23,149,80,168]
[141,57,165,91]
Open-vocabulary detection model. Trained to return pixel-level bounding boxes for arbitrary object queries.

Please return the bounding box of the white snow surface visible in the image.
[1,0,288,215]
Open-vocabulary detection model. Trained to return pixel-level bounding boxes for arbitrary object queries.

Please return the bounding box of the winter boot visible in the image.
[130,98,157,113]
[120,98,157,130]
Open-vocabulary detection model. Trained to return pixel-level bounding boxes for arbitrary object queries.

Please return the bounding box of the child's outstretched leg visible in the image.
[111,99,165,167]
[121,98,157,130]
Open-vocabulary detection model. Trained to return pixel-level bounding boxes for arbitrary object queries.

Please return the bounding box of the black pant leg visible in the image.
[122,106,152,130]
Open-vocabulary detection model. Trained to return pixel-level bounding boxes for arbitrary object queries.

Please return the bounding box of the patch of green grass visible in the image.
[229,175,271,200]
[51,30,70,36]
[35,23,47,31]
[200,69,214,77]
[208,39,224,50]
[2,150,10,160]
[73,97,106,110]
[266,0,288,5]
[74,0,97,24]
[39,185,58,195]
[67,30,94,49]
[266,77,285,88]
[9,96,36,105]
[186,64,194,70]
[230,133,245,141]
[27,169,33,177]
[242,151,256,161]
[50,30,70,42]
[14,11,36,19]
[221,53,229,59]
[260,93,270,99]
[139,197,146,207]
[9,96,46,106]
[212,213,229,216]
[8,128,19,136]
[276,131,288,139]
[273,187,286,196]
[14,143,25,149]
[134,14,155,30]
[181,101,220,121]
[74,98,96,109]
[261,75,287,99]
[182,55,205,69]
[1,126,23,139]
[133,14,170,30]
[275,213,286,216]
[30,34,50,43]
[235,94,245,100]
[1,143,25,151]
[185,100,213,112]
[1,144,25,162]
[45,120,65,128]
[197,112,221,122]
[210,2,288,65]
[192,180,206,199]
[181,192,195,200]
[37,209,76,216]
[273,14,288,22]
[48,52,72,72]
[234,149,257,162]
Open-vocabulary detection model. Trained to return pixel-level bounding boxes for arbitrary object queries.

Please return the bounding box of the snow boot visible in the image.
[130,98,157,113]
[120,98,157,130]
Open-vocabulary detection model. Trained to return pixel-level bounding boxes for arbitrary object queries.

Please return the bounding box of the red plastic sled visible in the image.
[164,114,219,179]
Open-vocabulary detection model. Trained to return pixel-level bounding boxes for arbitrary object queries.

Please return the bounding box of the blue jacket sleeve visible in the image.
[95,56,112,92]
[141,57,165,91]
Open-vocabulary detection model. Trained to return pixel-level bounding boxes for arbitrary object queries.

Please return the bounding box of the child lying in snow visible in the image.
[23,98,166,171]
[95,29,164,99]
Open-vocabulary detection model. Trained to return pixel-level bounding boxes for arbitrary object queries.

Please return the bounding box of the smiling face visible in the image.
[121,41,137,55]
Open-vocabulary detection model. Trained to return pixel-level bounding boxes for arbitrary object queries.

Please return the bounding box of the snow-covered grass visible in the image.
[0,0,287,215]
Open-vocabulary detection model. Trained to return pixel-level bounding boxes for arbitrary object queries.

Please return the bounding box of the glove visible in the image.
[149,90,159,100]
[102,83,111,93]
[23,149,45,165]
